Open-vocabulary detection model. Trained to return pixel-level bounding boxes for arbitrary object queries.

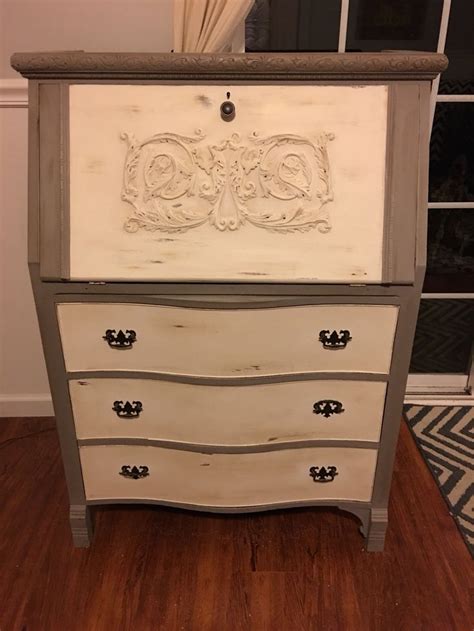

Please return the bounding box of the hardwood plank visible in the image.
[0,417,471,631]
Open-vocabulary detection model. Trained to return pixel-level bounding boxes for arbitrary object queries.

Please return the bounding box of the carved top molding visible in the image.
[11,51,448,81]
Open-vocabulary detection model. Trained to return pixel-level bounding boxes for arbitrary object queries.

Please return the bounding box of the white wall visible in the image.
[0,106,52,416]
[0,0,173,416]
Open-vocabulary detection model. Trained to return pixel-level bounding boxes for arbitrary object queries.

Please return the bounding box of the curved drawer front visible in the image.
[80,445,377,505]
[70,378,386,445]
[58,303,398,376]
[69,84,387,283]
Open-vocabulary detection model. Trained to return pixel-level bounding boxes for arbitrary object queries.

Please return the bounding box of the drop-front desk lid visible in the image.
[12,52,447,284]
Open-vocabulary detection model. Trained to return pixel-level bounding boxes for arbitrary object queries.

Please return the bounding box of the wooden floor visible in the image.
[0,418,471,631]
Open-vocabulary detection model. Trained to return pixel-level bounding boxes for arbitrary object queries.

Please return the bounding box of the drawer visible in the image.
[70,378,387,445]
[58,303,398,376]
[80,445,377,505]
[68,84,388,283]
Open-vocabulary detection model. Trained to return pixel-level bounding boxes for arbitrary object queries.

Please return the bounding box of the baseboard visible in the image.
[0,78,28,107]
[0,394,53,417]
[404,396,474,406]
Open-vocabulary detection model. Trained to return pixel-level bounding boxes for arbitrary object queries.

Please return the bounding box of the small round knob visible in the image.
[220,100,235,122]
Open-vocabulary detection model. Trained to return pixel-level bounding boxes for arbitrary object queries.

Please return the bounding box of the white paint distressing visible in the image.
[69,84,388,282]
[80,444,377,504]
[57,303,399,376]
[70,378,387,445]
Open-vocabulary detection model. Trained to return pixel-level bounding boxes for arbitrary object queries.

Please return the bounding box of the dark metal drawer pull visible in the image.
[309,466,338,483]
[220,93,235,122]
[318,329,352,349]
[313,400,344,418]
[103,329,136,349]
[119,465,149,480]
[112,400,143,419]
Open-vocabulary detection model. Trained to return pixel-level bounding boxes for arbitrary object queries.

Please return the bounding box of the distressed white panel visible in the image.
[69,84,388,282]
[57,303,398,375]
[80,445,377,504]
[70,378,387,444]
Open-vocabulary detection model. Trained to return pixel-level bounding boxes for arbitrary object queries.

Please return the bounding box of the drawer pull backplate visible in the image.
[112,400,143,419]
[319,329,352,349]
[313,400,345,418]
[309,465,338,483]
[103,329,137,349]
[119,465,149,480]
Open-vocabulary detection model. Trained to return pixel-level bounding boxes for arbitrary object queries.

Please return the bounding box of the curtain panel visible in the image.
[174,0,254,52]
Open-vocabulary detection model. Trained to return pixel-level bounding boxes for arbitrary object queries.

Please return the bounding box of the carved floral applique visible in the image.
[120,129,335,234]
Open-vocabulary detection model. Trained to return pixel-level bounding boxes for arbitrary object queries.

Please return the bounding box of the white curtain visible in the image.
[174,0,254,53]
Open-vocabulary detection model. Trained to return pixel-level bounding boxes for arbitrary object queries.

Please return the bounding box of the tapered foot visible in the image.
[69,504,93,547]
[364,508,388,552]
[343,505,388,552]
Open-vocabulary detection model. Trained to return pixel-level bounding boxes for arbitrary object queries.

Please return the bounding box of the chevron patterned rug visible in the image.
[404,405,474,556]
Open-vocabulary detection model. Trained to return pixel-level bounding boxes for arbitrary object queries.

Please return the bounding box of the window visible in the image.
[246,0,474,396]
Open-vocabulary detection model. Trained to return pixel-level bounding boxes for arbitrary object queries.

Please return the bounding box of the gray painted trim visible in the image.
[27,81,40,265]
[371,280,422,506]
[58,284,408,296]
[415,83,431,272]
[369,84,431,508]
[85,497,370,511]
[38,84,61,278]
[54,293,401,309]
[71,278,412,286]
[67,370,388,385]
[364,507,388,552]
[383,83,420,283]
[381,84,395,283]
[38,78,441,88]
[38,84,69,279]
[70,504,93,547]
[11,51,448,81]
[60,83,70,279]
[33,275,416,297]
[77,438,379,452]
[29,266,87,506]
